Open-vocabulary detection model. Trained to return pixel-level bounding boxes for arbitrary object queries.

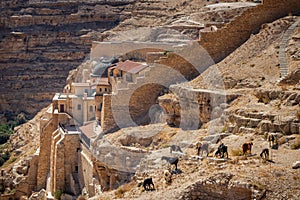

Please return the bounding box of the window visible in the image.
[105,88,107,92]
[60,104,64,112]
[99,88,102,92]
[90,105,93,112]
[77,104,81,110]
[84,89,88,94]
[126,74,133,82]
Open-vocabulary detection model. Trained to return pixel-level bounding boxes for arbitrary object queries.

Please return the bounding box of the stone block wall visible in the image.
[157,52,199,80]
[54,139,65,192]
[178,173,257,200]
[101,94,116,132]
[50,129,61,193]
[37,110,74,192]
[159,85,238,130]
[199,0,300,63]
[78,144,98,197]
[179,180,252,200]
[36,118,56,190]
[26,154,39,194]
[61,134,80,194]
[47,119,81,195]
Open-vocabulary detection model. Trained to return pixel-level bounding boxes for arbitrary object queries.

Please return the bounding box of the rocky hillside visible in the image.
[91,123,300,200]
[1,1,299,200]
[93,16,300,200]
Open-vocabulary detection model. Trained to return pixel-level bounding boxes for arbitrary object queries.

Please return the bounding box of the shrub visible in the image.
[161,143,170,149]
[290,139,300,150]
[230,148,243,156]
[54,190,63,200]
[0,151,10,167]
[221,126,227,133]
[0,157,5,166]
[0,124,14,145]
[114,182,134,198]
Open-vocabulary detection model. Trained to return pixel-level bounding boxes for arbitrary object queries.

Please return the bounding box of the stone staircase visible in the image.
[277,19,300,83]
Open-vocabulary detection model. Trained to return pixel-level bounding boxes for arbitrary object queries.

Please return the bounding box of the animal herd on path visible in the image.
[142,133,278,191]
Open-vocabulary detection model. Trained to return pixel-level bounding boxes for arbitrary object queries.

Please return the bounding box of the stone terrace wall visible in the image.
[179,179,252,200]
[199,0,300,63]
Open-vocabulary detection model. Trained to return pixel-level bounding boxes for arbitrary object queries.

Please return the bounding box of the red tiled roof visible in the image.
[114,60,148,74]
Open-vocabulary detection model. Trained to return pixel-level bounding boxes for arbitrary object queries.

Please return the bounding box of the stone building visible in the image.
[110,60,148,83]
[36,64,113,197]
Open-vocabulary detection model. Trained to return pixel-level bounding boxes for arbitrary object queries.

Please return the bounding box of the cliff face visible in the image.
[0,0,134,118]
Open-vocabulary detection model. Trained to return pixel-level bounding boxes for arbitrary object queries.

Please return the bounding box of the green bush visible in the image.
[291,139,300,150]
[54,190,63,200]
[0,157,5,166]
[0,151,11,167]
[0,124,13,145]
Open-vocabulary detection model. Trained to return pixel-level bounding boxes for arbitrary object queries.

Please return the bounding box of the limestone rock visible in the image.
[292,161,300,169]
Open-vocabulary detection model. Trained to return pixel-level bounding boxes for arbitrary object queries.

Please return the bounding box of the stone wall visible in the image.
[36,117,56,190]
[26,153,39,194]
[100,59,189,131]
[159,84,238,130]
[49,127,81,195]
[78,144,100,197]
[179,178,252,200]
[98,41,211,131]
[50,129,60,194]
[37,110,74,192]
[199,0,300,63]
[101,94,116,132]
[61,134,80,194]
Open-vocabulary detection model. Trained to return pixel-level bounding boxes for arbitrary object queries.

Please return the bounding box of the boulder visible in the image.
[292,161,300,169]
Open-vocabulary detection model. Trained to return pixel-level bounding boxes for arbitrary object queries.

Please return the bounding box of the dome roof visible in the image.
[92,62,109,77]
[91,57,118,77]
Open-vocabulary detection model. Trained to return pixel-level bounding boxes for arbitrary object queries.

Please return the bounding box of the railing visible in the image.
[79,130,91,148]
[58,122,68,134]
